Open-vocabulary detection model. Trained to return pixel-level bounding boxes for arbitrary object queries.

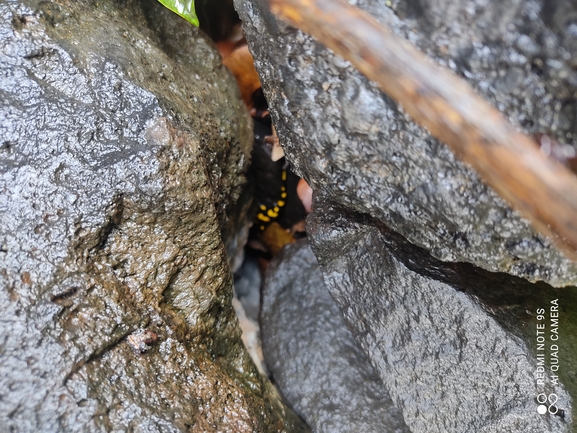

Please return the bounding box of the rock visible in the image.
[0,0,307,431]
[232,252,267,375]
[234,251,262,322]
[261,239,410,433]
[142,0,254,274]
[235,0,577,287]
[236,1,577,430]
[307,201,575,433]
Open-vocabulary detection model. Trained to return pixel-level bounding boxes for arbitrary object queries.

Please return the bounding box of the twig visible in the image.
[267,0,577,261]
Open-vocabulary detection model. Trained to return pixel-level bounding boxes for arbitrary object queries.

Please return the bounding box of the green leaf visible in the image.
[157,0,199,27]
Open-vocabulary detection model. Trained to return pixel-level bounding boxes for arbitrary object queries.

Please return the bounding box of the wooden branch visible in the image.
[266,0,577,262]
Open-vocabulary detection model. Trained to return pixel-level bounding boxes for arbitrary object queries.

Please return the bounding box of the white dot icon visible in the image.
[537,405,547,415]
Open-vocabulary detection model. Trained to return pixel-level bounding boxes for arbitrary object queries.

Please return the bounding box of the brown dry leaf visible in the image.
[216,40,238,59]
[260,222,295,255]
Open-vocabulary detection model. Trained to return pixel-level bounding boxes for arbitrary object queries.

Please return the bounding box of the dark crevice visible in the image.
[91,195,124,252]
[23,47,56,60]
[50,286,80,303]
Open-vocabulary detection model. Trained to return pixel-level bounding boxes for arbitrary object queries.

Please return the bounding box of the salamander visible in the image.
[256,169,287,230]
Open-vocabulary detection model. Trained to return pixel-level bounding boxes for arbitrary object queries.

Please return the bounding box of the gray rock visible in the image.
[234,252,262,322]
[0,0,306,431]
[235,0,577,287]
[261,239,410,433]
[307,201,575,433]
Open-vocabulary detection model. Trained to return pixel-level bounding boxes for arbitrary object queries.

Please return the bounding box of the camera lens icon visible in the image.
[537,393,559,415]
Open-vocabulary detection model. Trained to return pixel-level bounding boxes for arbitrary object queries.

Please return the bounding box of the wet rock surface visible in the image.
[261,239,410,433]
[0,0,307,431]
[235,0,577,287]
[234,251,262,322]
[307,202,575,433]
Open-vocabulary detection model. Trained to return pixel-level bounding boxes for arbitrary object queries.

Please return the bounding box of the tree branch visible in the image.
[267,0,577,262]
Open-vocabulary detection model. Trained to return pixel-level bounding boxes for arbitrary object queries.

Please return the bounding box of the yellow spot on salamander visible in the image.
[274,206,279,213]
[281,170,287,181]
[277,200,285,207]
[260,225,265,230]
[267,209,278,218]
[281,186,286,191]
[260,204,267,211]
[257,213,271,222]
[281,192,287,198]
